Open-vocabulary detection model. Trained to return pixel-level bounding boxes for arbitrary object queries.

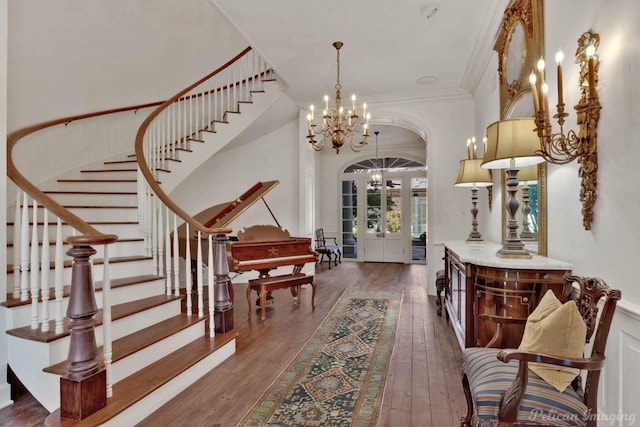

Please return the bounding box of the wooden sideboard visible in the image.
[443,241,573,349]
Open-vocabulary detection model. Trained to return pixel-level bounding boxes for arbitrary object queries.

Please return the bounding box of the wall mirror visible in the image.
[494,0,547,255]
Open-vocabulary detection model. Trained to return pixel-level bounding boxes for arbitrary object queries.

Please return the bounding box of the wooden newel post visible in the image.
[60,244,106,420]
[214,233,233,333]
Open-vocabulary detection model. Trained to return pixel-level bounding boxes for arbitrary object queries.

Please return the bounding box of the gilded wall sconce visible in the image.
[530,31,601,230]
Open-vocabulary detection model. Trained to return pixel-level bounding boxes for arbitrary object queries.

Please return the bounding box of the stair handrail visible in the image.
[7,101,166,244]
[134,46,259,237]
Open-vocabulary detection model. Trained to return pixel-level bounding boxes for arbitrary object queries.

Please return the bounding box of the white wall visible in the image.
[311,97,476,292]
[7,0,248,131]
[473,0,640,422]
[171,119,302,237]
[0,0,11,411]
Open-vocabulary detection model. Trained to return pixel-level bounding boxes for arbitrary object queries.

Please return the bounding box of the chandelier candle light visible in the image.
[455,137,493,243]
[306,41,371,153]
[529,31,601,230]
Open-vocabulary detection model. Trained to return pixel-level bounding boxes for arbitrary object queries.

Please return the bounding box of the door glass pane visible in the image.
[341,180,357,258]
[386,179,402,233]
[367,185,382,234]
[411,177,427,261]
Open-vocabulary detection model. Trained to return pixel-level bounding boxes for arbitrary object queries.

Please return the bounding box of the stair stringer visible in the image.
[157,79,284,194]
[6,298,183,412]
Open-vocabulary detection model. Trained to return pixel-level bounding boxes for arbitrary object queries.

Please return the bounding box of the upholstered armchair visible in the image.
[460,274,621,427]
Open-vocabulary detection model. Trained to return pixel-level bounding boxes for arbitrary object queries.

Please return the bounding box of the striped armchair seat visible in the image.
[463,347,587,426]
[459,275,621,427]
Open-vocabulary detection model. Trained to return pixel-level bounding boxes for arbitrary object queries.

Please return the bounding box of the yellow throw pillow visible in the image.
[518,290,587,392]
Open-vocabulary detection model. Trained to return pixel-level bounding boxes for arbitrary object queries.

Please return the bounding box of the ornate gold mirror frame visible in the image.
[494,0,547,256]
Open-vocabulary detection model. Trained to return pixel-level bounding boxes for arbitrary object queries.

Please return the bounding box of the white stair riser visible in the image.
[7,298,182,412]
[96,162,138,170]
[7,257,155,288]
[7,239,144,263]
[111,321,206,383]
[4,278,166,330]
[7,206,139,223]
[80,169,138,178]
[53,180,138,192]
[158,81,283,193]
[44,192,138,205]
[6,337,62,412]
[103,339,236,427]
[7,222,141,243]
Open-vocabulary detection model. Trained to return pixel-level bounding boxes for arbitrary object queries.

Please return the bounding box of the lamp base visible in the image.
[466,233,485,244]
[496,240,532,259]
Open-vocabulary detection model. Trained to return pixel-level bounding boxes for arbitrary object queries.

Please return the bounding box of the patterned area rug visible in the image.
[238,288,402,427]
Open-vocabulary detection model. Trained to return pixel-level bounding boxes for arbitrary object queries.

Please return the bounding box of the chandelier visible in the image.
[306,41,371,154]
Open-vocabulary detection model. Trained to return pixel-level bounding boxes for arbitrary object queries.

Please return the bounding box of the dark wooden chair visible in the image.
[460,274,621,427]
[314,228,341,269]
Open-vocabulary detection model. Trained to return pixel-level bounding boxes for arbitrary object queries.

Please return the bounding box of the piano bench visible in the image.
[247,273,315,321]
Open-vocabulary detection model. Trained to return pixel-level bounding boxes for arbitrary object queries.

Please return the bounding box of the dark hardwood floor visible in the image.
[0,262,467,426]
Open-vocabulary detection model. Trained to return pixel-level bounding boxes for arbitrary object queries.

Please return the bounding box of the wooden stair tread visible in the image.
[7,220,138,226]
[43,190,137,195]
[6,294,181,343]
[3,274,163,308]
[57,179,137,183]
[81,168,137,172]
[44,331,237,427]
[43,314,207,375]
[6,237,142,250]
[17,204,138,209]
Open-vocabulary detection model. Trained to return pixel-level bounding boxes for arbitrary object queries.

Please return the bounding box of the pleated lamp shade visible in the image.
[455,159,493,188]
[481,118,545,169]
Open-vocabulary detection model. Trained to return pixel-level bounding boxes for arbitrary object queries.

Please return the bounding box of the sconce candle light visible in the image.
[530,31,601,230]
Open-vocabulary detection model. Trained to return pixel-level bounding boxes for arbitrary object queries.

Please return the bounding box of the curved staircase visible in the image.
[3,48,281,425]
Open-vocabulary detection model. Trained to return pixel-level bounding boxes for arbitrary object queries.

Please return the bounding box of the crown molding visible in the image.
[461,0,512,95]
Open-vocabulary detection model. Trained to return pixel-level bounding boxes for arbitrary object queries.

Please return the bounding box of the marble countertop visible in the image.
[444,240,573,270]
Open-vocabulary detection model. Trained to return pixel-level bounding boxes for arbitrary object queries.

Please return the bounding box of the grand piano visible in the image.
[180,181,318,320]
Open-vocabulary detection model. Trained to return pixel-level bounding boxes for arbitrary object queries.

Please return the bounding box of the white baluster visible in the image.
[54,217,64,334]
[197,230,203,317]
[151,194,158,275]
[12,191,22,298]
[178,98,184,150]
[145,184,153,257]
[40,209,50,332]
[189,95,193,142]
[185,222,192,316]
[208,234,215,337]
[173,213,180,296]
[158,200,165,277]
[102,244,113,398]
[30,200,40,329]
[165,205,172,295]
[214,86,218,123]
[20,192,30,301]
[137,168,144,235]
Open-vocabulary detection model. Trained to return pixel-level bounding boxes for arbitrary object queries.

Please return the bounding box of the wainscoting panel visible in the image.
[603,301,640,426]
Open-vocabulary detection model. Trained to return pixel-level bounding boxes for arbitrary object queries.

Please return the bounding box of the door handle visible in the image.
[376,232,385,238]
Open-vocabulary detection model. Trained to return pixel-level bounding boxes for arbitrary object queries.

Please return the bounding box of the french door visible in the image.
[364,177,404,262]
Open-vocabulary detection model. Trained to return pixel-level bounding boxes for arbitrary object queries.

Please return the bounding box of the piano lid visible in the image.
[194,180,280,230]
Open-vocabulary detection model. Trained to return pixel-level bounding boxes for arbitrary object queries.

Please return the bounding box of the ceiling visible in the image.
[210,0,509,149]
